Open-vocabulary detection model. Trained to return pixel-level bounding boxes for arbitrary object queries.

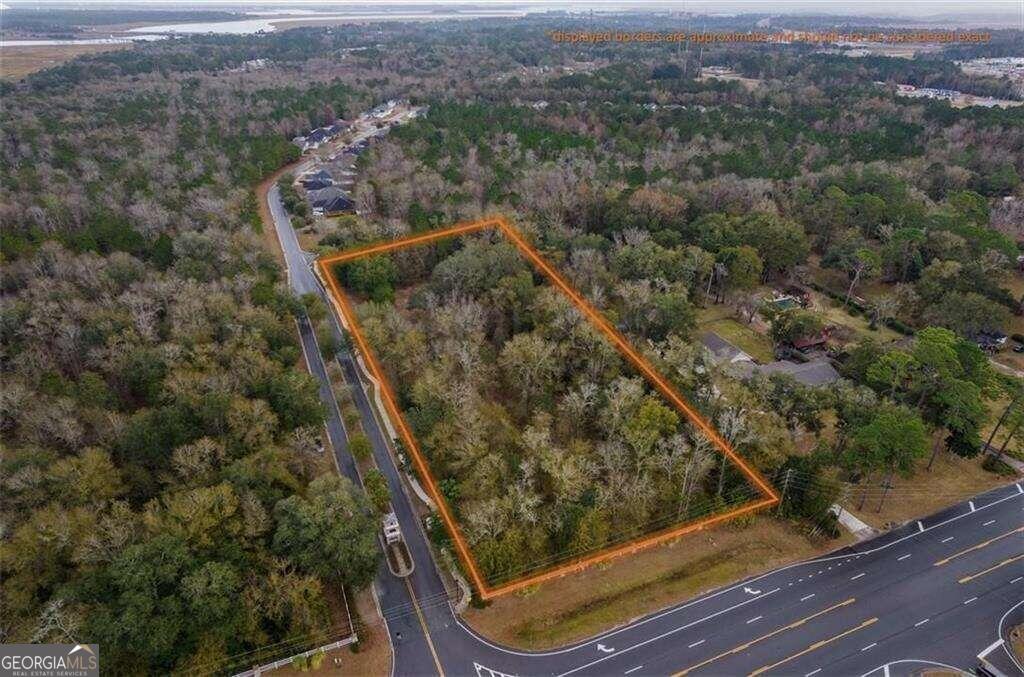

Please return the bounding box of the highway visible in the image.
[268,174,1024,677]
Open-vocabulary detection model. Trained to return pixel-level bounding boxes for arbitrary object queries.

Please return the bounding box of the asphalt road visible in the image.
[270,181,448,675]
[269,181,1024,677]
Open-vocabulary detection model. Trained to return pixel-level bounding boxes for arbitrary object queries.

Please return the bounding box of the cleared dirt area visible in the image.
[843,453,1017,530]
[813,293,903,344]
[463,517,853,649]
[0,43,131,80]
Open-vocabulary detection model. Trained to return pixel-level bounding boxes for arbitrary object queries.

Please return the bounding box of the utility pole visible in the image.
[994,413,1024,464]
[777,467,794,515]
[876,473,894,513]
[985,392,1019,451]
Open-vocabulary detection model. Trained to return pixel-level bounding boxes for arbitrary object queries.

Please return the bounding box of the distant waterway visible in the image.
[126,11,525,36]
[0,35,165,47]
[0,8,527,47]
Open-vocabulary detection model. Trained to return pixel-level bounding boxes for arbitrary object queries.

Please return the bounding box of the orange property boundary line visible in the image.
[316,216,780,600]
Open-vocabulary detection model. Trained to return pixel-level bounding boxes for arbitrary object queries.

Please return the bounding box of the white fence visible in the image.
[232,634,358,677]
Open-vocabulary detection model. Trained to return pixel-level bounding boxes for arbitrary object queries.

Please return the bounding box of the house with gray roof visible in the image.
[700,332,754,365]
[308,186,355,216]
[701,331,839,387]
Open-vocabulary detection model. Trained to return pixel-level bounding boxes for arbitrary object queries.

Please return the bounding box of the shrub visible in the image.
[982,454,1016,476]
[349,432,372,461]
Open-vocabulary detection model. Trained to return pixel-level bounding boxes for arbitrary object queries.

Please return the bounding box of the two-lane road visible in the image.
[268,179,1024,677]
[269,180,447,675]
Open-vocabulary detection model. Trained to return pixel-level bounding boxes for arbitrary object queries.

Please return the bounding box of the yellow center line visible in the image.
[671,598,856,676]
[958,553,1024,584]
[934,526,1024,566]
[748,617,879,677]
[404,578,445,677]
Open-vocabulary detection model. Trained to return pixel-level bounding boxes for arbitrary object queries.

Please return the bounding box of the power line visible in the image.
[181,466,1012,674]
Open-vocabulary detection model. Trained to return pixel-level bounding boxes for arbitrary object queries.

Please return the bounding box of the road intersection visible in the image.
[268,174,1024,677]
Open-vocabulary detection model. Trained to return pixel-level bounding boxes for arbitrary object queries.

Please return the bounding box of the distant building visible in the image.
[292,119,350,152]
[741,359,840,387]
[701,332,839,387]
[300,168,334,191]
[700,332,754,365]
[369,99,400,119]
[974,330,1007,353]
[790,327,832,352]
[308,186,355,216]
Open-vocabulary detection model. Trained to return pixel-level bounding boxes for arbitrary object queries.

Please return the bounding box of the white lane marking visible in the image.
[941,536,954,543]
[624,665,644,675]
[801,594,816,601]
[597,644,614,653]
[747,615,763,624]
[851,573,866,580]
[964,597,978,605]
[806,669,822,677]
[980,639,1006,660]
[914,618,929,627]
[983,519,996,526]
[897,554,911,561]
[862,643,877,652]
[998,600,1024,674]
[1011,576,1023,584]
[474,662,516,677]
[863,660,971,677]
[743,586,762,595]
[688,640,705,649]
[464,488,1023,662]
[555,589,781,676]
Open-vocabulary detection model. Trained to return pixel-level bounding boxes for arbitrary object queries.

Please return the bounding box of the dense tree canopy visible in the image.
[2,9,1018,664]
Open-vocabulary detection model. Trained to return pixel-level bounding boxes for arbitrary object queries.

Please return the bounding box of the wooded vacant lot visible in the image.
[333,225,769,588]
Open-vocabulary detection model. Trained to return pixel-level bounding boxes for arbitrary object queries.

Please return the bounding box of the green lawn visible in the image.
[816,296,903,345]
[697,307,775,363]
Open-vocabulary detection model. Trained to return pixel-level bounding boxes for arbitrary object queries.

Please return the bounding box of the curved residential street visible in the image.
[268,184,1024,677]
